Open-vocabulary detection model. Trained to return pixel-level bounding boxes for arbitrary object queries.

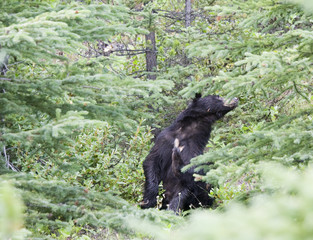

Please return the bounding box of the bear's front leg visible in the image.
[168,188,189,214]
[141,153,161,209]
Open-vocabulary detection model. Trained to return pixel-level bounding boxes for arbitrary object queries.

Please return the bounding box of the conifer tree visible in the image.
[0,0,176,237]
[1,0,313,238]
[179,0,313,190]
[0,0,173,160]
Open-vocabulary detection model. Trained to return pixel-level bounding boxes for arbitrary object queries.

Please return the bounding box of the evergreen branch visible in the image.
[293,80,310,102]
[0,77,29,82]
[108,64,125,77]
[82,86,101,90]
[0,77,11,81]
[7,61,24,66]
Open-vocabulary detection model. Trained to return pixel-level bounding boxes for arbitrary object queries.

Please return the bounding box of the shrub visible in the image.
[12,120,153,202]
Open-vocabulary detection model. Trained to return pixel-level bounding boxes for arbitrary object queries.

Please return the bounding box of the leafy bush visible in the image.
[12,120,153,202]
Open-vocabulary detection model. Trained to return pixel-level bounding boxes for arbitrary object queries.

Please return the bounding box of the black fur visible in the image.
[141,94,238,213]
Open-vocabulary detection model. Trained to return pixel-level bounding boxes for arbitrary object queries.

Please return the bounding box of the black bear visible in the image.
[140,94,238,213]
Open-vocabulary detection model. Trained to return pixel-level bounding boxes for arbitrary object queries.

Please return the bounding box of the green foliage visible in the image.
[1,0,313,238]
[2,110,106,150]
[0,1,174,237]
[209,181,254,208]
[129,165,313,240]
[1,173,181,239]
[180,0,313,199]
[13,120,153,202]
[186,108,313,187]
[0,180,29,239]
[0,0,172,146]
[168,165,313,240]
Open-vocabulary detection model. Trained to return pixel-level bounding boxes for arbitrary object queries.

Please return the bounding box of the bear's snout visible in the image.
[224,97,238,108]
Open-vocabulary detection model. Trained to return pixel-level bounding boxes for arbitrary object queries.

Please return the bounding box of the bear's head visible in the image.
[178,94,238,122]
[194,93,238,118]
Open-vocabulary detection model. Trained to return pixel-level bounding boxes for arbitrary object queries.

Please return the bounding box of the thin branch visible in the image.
[8,61,25,66]
[293,80,310,102]
[116,51,146,56]
[2,146,19,172]
[0,77,12,81]
[0,77,29,83]
[132,74,146,79]
[128,70,145,75]
[82,85,102,90]
[114,49,146,52]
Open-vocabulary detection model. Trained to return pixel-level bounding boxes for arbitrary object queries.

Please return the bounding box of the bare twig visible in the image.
[2,146,19,172]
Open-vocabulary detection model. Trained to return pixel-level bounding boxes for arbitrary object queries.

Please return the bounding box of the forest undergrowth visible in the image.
[1,0,313,239]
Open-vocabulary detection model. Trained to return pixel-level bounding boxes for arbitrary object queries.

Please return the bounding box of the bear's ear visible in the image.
[193,93,202,102]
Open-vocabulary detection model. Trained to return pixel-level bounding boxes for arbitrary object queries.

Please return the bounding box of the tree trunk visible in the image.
[145,31,157,80]
[184,0,192,65]
[185,0,192,27]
